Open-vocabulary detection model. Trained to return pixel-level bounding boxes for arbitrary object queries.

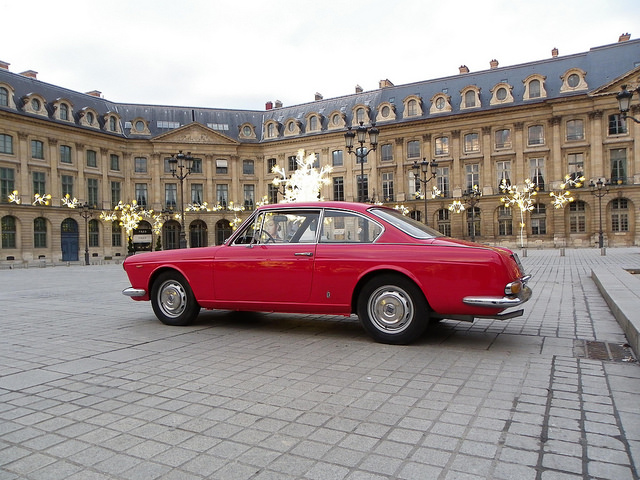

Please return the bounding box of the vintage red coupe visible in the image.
[123,202,531,344]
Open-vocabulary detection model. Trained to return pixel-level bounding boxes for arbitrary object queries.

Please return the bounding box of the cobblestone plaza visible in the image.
[1,248,639,479]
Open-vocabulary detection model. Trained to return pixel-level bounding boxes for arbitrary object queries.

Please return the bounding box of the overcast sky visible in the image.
[1,0,638,111]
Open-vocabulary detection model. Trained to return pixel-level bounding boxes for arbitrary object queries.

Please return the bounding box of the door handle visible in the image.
[294,252,313,257]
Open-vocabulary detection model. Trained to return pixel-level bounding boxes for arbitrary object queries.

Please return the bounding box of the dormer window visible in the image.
[489,83,514,105]
[351,105,371,126]
[429,94,452,114]
[60,103,69,120]
[461,87,480,109]
[86,112,94,125]
[375,102,396,123]
[239,123,256,139]
[31,98,41,111]
[284,119,300,137]
[130,118,150,135]
[560,68,588,93]
[305,114,322,133]
[402,95,423,119]
[523,75,547,100]
[109,116,117,131]
[23,94,47,116]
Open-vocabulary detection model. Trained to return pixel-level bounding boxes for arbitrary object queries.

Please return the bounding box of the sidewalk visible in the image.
[0,248,639,479]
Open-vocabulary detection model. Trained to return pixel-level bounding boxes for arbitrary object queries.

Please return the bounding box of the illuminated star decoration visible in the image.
[500,178,537,248]
[33,193,51,206]
[272,149,333,203]
[550,173,585,209]
[394,204,409,216]
[448,200,465,214]
[8,190,21,204]
[225,201,245,229]
[61,194,80,208]
[186,202,210,212]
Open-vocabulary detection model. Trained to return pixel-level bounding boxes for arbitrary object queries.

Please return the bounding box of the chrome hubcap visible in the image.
[159,280,187,318]
[368,286,413,332]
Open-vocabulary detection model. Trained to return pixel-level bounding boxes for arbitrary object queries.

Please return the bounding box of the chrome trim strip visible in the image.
[122,287,147,297]
[463,285,532,308]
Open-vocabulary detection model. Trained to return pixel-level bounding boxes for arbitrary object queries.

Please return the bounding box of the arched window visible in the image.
[216,219,233,245]
[1,215,17,248]
[0,87,8,106]
[163,221,180,250]
[529,79,541,98]
[34,217,47,248]
[190,220,208,248]
[112,221,122,247]
[109,116,117,131]
[60,103,69,120]
[356,108,366,124]
[407,99,417,116]
[88,219,99,247]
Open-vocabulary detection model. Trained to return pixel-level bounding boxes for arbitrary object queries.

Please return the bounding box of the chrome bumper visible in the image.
[463,284,532,308]
[122,287,147,297]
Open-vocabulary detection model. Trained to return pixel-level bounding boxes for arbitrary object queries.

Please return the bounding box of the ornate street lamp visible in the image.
[589,179,610,249]
[462,186,482,242]
[412,158,438,225]
[168,151,193,248]
[345,122,379,202]
[78,202,93,265]
[616,84,640,123]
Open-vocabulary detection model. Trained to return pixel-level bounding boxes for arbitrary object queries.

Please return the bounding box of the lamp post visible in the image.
[79,202,93,265]
[345,121,379,202]
[412,158,438,225]
[616,84,640,123]
[168,151,193,248]
[589,179,610,249]
[462,186,482,242]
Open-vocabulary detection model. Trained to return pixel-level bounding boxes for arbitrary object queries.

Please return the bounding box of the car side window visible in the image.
[233,210,321,245]
[320,210,383,243]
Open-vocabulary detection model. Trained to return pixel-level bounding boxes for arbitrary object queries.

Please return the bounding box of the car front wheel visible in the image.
[357,274,429,345]
[150,271,201,326]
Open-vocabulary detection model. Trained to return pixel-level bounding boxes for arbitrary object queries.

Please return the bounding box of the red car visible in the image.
[123,202,531,344]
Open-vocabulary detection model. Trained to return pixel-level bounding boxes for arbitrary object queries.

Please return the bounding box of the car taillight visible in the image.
[505,280,522,296]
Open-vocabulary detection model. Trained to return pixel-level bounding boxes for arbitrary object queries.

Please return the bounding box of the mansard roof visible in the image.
[1,37,639,143]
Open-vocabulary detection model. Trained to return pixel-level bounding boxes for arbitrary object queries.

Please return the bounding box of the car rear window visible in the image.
[370,208,444,239]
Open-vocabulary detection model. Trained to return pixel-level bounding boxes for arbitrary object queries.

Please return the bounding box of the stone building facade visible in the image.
[1,35,639,265]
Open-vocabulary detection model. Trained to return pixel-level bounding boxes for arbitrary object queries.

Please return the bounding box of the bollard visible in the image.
[522,248,527,258]
[560,247,565,257]
[601,247,606,256]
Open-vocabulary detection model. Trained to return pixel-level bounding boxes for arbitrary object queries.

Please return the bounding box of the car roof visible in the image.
[257,201,379,213]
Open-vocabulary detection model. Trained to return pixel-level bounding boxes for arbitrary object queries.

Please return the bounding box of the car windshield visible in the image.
[369,207,444,239]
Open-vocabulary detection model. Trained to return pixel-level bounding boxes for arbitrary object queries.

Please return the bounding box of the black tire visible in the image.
[357,274,429,345]
[150,271,201,326]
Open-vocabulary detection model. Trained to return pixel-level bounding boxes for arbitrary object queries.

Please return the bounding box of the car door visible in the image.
[213,209,320,305]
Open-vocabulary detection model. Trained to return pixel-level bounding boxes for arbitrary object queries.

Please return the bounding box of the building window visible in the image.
[611,198,629,232]
[243,184,255,209]
[86,150,97,167]
[61,175,73,197]
[332,150,344,166]
[60,145,72,163]
[356,174,368,201]
[527,125,544,146]
[34,217,47,248]
[529,79,541,98]
[530,204,546,235]
[216,159,228,175]
[566,119,584,141]
[382,172,394,202]
[381,144,393,162]
[112,221,122,247]
[495,129,511,149]
[267,123,275,138]
[569,201,586,233]
[356,108,366,124]
[134,157,147,173]
[498,206,513,236]
[111,181,121,208]
[407,99,418,116]
[463,90,477,108]
[0,134,13,154]
[110,154,120,171]
[436,166,450,197]
[191,157,202,174]
[333,177,344,201]
[268,184,279,204]
[496,161,511,189]
[309,116,318,131]
[567,153,584,183]
[165,184,177,209]
[109,116,117,131]
[267,158,277,172]
[0,87,8,106]
[135,183,148,206]
[88,219,99,247]
[465,164,479,191]
[530,158,545,190]
[31,140,44,159]
[87,178,99,207]
[608,114,627,135]
[435,136,449,156]
[60,103,69,120]
[407,140,420,159]
[243,160,255,175]
[466,208,481,238]
[33,171,46,196]
[610,148,626,184]
[216,184,229,207]
[190,220,208,248]
[191,184,203,204]
[1,215,16,248]
[436,209,451,236]
[464,133,479,153]
[1,167,15,202]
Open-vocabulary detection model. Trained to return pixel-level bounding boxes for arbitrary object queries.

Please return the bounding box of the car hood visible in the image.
[123,246,223,265]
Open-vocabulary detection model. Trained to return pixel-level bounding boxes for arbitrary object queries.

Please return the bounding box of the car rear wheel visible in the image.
[357,274,429,345]
[151,271,201,326]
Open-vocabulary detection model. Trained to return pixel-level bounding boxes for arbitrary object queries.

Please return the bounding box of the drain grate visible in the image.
[574,340,637,362]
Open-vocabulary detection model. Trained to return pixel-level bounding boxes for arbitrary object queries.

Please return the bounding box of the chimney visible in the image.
[459,65,469,74]
[619,33,631,42]
[265,101,273,110]
[552,47,559,57]
[274,99,283,108]
[490,59,499,69]
[355,84,363,94]
[0,60,9,70]
[315,92,323,101]
[85,90,102,98]
[20,70,38,79]
[379,79,394,88]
